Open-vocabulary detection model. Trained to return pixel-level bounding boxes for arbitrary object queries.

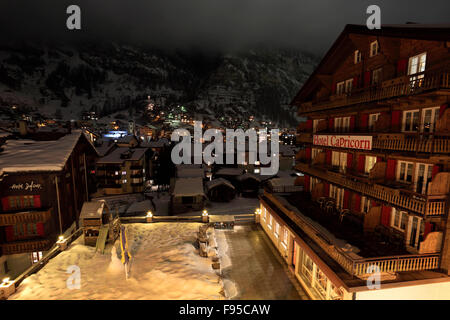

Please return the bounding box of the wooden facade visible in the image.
[0,133,98,257]
[291,25,450,276]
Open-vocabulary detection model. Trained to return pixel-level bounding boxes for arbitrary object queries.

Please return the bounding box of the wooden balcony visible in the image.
[298,65,450,115]
[0,239,52,255]
[263,192,440,278]
[0,208,52,226]
[373,134,450,154]
[295,162,447,217]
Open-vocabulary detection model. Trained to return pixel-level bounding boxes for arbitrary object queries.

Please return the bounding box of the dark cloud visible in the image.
[1,0,449,54]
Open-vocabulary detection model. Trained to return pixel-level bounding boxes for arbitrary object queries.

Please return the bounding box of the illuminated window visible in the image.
[268,214,273,229]
[31,251,43,264]
[274,222,280,238]
[370,40,379,57]
[402,110,420,132]
[354,50,362,64]
[372,68,382,84]
[282,228,289,245]
[365,156,377,174]
[391,208,408,231]
[368,113,380,131]
[397,161,414,183]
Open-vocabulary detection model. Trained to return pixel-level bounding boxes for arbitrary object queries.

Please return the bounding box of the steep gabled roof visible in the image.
[291,23,450,106]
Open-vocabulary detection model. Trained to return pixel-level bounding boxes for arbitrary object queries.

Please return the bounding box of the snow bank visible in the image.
[10,223,224,300]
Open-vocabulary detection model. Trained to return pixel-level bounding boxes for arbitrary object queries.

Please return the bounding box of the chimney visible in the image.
[19,120,28,136]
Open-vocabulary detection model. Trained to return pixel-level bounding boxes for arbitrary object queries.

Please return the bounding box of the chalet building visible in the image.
[0,131,98,279]
[170,177,206,214]
[206,178,236,202]
[260,24,450,299]
[96,147,149,195]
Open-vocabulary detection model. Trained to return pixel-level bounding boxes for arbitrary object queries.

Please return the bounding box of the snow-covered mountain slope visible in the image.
[0,42,319,126]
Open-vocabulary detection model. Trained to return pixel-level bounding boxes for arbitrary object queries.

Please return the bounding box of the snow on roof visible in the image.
[0,130,83,176]
[268,177,297,187]
[141,138,170,148]
[97,147,146,164]
[205,178,235,191]
[173,177,205,197]
[236,173,261,182]
[215,168,244,176]
[177,165,205,178]
[79,200,107,221]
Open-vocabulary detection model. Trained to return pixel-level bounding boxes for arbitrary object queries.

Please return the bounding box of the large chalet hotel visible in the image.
[258,24,450,299]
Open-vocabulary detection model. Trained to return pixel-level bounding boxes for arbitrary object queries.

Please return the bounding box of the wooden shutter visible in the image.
[1,197,10,211]
[304,175,310,192]
[381,206,392,227]
[5,226,14,242]
[36,223,45,236]
[357,155,365,173]
[306,119,313,131]
[423,222,434,240]
[397,59,408,75]
[323,182,330,197]
[326,150,332,165]
[328,118,334,131]
[353,194,361,212]
[432,165,441,180]
[360,113,369,131]
[347,153,353,171]
[391,111,401,131]
[350,116,355,131]
[364,71,371,87]
[306,147,312,160]
[353,76,359,89]
[34,195,41,208]
[343,190,350,209]
[440,104,448,118]
[386,159,396,180]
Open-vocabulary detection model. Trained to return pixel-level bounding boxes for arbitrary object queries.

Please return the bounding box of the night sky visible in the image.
[1,0,449,55]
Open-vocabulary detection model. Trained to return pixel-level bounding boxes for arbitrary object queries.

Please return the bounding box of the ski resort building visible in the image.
[259,24,450,299]
[0,131,98,278]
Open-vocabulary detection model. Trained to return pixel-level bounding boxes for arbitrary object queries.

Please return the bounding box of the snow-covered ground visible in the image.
[10,223,231,300]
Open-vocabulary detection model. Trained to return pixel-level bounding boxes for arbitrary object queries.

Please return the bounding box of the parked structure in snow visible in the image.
[171,177,206,214]
[205,178,236,202]
[0,131,98,279]
[261,24,450,300]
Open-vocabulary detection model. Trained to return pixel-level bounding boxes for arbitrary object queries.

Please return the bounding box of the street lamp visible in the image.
[202,210,209,223]
[146,211,153,223]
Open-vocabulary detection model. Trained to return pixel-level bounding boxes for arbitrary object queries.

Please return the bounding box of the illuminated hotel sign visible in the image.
[313,135,372,150]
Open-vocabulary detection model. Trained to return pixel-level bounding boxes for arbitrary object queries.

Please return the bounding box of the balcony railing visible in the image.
[295,162,446,217]
[0,239,51,255]
[296,132,450,154]
[263,193,441,278]
[0,208,52,226]
[298,65,450,114]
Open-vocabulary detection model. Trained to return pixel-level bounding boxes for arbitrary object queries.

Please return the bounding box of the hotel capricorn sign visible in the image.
[313,135,373,150]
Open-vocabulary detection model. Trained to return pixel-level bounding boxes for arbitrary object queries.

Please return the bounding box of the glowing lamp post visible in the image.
[146,211,153,223]
[202,210,209,223]
[0,277,15,299]
[56,235,68,251]
[255,208,261,223]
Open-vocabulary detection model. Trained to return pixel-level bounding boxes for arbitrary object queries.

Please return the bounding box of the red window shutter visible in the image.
[381,206,392,227]
[353,76,359,88]
[306,147,312,160]
[323,182,330,197]
[357,155,365,173]
[5,226,14,242]
[331,83,336,94]
[347,153,353,170]
[326,150,332,165]
[397,59,408,75]
[34,195,41,208]
[432,165,441,180]
[371,200,379,207]
[423,222,434,240]
[350,116,355,131]
[386,159,396,180]
[328,118,334,131]
[343,190,350,209]
[440,104,448,118]
[304,175,310,192]
[377,156,383,162]
[360,113,369,131]
[306,119,313,131]
[353,194,361,212]
[1,197,10,211]
[36,223,45,236]
[364,71,371,87]
[391,111,401,130]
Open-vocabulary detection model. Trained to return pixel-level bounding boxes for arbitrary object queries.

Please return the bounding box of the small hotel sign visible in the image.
[313,135,372,150]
